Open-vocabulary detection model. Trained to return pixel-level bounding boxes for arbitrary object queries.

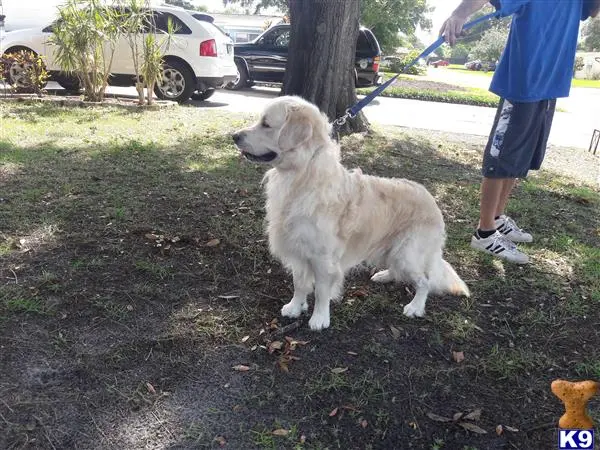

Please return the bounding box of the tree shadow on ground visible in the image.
[1,121,599,450]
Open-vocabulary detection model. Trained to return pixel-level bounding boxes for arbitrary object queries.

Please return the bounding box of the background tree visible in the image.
[581,17,600,51]
[458,5,510,51]
[359,0,431,53]
[469,26,508,63]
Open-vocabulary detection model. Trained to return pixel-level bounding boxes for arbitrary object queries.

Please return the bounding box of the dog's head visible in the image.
[232,96,332,169]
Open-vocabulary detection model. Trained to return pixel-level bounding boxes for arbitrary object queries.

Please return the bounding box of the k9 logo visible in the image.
[558,429,594,449]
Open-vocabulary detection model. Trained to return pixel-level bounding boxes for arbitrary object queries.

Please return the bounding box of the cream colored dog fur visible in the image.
[233,96,469,331]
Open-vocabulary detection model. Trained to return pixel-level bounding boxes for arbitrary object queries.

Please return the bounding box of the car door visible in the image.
[246,26,289,83]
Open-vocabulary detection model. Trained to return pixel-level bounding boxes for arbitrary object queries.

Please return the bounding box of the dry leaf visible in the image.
[241,335,250,343]
[232,405,242,412]
[426,412,453,423]
[329,407,339,417]
[390,325,401,339]
[496,424,503,435]
[146,382,156,395]
[347,351,358,356]
[205,238,220,247]
[408,421,418,429]
[453,412,464,421]
[268,341,284,353]
[331,367,348,374]
[278,360,289,372]
[218,294,239,300]
[504,425,519,432]
[232,365,250,372]
[464,408,482,421]
[300,435,306,444]
[272,429,289,436]
[452,351,465,363]
[361,419,368,428]
[458,422,487,434]
[215,436,226,446]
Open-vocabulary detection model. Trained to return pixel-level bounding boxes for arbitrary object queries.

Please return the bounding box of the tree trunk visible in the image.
[283,0,369,135]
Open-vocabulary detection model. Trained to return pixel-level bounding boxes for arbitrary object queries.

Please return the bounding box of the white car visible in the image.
[0,5,237,103]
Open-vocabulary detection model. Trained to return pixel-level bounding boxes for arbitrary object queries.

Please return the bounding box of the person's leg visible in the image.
[495,178,517,218]
[478,177,507,231]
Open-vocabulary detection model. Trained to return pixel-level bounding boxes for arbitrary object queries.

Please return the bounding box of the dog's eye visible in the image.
[261,120,270,128]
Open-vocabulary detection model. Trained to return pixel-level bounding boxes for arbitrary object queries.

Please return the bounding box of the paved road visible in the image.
[200,86,599,150]
[35,82,600,150]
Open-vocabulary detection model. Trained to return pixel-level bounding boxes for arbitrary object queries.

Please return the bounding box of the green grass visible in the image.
[358,85,500,107]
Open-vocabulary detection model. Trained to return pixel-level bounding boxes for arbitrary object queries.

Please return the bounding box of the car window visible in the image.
[148,11,192,35]
[261,28,290,48]
[357,32,373,52]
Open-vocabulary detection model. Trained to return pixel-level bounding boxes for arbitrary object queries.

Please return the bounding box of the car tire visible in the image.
[191,88,215,101]
[226,60,248,90]
[55,74,81,92]
[154,59,195,103]
[5,48,47,91]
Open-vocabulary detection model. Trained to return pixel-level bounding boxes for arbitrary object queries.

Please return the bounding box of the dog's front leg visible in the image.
[308,262,343,331]
[281,265,313,318]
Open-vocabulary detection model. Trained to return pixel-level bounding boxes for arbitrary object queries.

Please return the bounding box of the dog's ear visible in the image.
[278,108,313,151]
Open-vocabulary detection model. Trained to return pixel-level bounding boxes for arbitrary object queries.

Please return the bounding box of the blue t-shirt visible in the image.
[489,0,594,102]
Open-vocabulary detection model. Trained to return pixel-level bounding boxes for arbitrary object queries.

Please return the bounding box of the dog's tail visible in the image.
[430,258,470,297]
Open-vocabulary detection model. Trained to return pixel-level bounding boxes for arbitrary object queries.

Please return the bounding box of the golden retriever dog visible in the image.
[232,96,469,331]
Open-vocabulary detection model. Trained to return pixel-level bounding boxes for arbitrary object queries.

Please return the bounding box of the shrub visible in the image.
[388,50,426,76]
[49,0,122,102]
[0,51,49,96]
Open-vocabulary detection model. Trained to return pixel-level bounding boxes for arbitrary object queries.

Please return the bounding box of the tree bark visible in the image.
[283,0,369,135]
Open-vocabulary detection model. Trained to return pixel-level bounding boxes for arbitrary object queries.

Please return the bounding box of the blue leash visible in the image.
[334,11,502,128]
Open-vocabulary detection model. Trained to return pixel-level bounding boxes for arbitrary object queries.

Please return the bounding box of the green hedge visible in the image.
[356,86,500,108]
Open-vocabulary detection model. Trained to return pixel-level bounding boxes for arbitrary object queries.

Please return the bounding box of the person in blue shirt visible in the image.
[441,0,599,264]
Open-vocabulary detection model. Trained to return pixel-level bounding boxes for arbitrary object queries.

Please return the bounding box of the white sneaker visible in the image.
[495,215,533,243]
[470,231,529,264]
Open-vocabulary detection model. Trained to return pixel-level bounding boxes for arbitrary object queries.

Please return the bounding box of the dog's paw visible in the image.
[308,312,330,331]
[281,300,308,318]
[371,269,393,284]
[403,303,425,318]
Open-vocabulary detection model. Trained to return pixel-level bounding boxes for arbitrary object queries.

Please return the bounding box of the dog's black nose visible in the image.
[232,132,243,144]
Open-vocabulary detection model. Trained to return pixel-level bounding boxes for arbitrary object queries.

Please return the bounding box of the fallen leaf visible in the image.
[144,233,159,240]
[342,404,361,412]
[272,429,289,436]
[464,408,482,421]
[496,424,503,435]
[331,367,348,374]
[232,405,242,412]
[453,412,464,421]
[349,288,368,297]
[268,340,283,353]
[361,419,368,428]
[458,422,487,434]
[390,325,401,339]
[452,351,465,363]
[300,435,306,444]
[218,294,239,300]
[347,351,358,356]
[146,382,156,395]
[504,425,519,432]
[329,407,339,417]
[278,360,289,372]
[205,238,220,247]
[232,365,250,372]
[408,421,418,429]
[241,335,250,343]
[214,436,226,446]
[426,412,453,423]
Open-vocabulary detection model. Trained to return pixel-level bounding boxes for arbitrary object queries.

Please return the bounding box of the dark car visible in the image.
[226,24,383,90]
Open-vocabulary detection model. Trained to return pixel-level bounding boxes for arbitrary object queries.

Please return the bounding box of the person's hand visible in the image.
[439,13,469,46]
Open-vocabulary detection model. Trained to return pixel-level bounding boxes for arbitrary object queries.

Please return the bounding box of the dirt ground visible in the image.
[1,103,599,450]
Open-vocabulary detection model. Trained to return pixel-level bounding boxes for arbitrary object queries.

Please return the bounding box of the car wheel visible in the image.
[55,74,81,92]
[154,60,195,103]
[191,88,215,101]
[226,60,248,90]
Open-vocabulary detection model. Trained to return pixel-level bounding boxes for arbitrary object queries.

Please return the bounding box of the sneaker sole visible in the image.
[470,241,529,264]
[502,234,533,244]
